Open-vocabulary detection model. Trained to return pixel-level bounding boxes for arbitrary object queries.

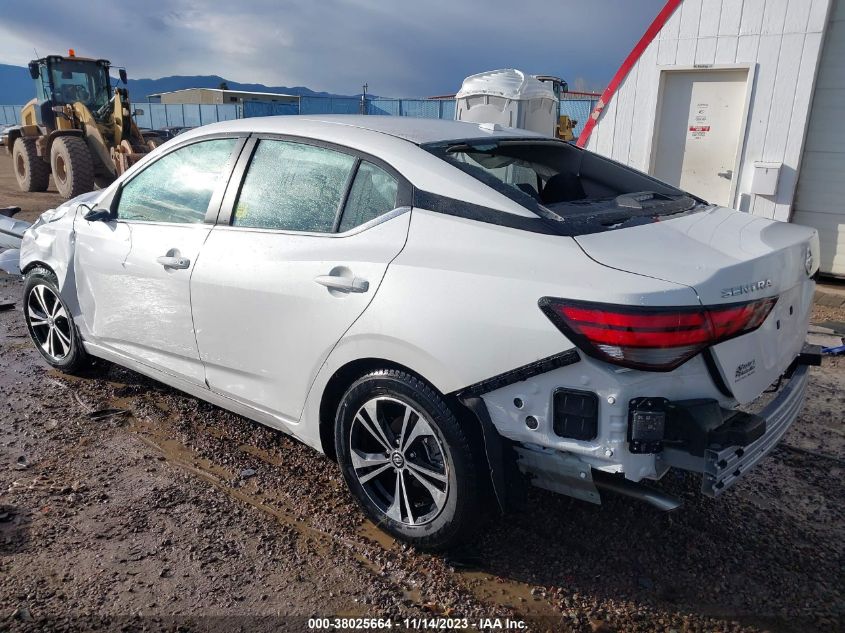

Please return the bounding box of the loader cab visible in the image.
[535,75,568,102]
[535,76,574,141]
[29,55,113,119]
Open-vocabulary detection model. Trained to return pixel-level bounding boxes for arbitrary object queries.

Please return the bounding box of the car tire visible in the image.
[50,136,94,199]
[335,369,482,550]
[23,267,94,373]
[12,137,50,192]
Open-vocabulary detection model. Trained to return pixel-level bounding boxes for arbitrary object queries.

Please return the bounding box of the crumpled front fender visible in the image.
[19,193,98,317]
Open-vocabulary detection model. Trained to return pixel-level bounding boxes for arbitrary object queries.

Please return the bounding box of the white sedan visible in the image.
[19,116,820,549]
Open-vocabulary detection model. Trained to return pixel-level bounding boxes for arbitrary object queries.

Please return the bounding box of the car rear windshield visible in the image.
[422,138,704,235]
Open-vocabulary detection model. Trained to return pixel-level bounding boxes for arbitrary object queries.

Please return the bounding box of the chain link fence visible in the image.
[0,97,599,141]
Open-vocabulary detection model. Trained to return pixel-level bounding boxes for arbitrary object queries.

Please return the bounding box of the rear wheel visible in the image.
[335,369,482,550]
[23,267,93,373]
[12,137,50,192]
[50,137,94,199]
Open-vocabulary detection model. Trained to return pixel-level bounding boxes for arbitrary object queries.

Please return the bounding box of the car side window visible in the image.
[232,140,356,232]
[338,161,399,232]
[116,138,237,224]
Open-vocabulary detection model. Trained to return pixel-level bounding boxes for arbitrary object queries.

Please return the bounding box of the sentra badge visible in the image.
[721,279,772,298]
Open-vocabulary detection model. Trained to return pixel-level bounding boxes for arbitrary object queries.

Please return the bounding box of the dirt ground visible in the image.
[0,154,64,224]
[0,157,843,632]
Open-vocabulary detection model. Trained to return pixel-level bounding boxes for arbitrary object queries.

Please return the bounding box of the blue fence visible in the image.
[0,97,598,140]
[242,101,298,118]
[299,96,362,115]
[560,98,598,140]
[133,103,239,129]
[0,106,21,125]
[366,99,456,119]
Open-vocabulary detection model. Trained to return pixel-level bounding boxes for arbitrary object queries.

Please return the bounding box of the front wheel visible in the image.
[50,136,94,199]
[335,369,482,550]
[12,137,50,192]
[23,267,93,373]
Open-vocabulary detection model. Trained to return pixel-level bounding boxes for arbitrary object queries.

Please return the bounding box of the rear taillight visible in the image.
[539,297,777,371]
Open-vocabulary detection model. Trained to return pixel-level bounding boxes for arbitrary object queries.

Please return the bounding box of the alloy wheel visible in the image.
[27,284,73,361]
[349,397,450,526]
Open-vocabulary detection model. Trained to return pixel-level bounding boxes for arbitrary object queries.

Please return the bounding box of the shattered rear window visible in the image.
[422,138,706,236]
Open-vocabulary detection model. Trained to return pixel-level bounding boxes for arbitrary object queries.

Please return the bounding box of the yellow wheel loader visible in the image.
[3,50,159,200]
[534,75,576,141]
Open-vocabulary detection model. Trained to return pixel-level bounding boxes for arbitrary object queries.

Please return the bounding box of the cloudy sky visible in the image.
[0,0,664,96]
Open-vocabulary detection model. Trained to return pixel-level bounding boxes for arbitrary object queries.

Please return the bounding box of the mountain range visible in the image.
[0,63,361,104]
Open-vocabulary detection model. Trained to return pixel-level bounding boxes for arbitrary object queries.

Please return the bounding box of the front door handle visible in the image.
[717,169,734,180]
[156,255,191,269]
[314,274,369,293]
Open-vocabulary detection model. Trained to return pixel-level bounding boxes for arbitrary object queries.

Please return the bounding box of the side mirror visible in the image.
[133,108,144,117]
[83,208,112,222]
[28,62,40,80]
[119,68,128,84]
[560,81,569,94]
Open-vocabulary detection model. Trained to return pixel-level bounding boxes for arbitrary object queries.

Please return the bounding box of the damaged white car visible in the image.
[19,116,820,549]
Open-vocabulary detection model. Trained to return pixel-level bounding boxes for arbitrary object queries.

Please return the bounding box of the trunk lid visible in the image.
[574,206,819,403]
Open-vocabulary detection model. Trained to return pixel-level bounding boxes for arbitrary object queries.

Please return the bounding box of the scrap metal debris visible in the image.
[86,408,131,421]
[0,211,31,275]
[0,214,29,249]
[0,248,22,275]
[814,320,845,335]
[807,324,843,349]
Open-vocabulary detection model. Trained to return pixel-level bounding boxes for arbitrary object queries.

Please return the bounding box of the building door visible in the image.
[651,68,749,207]
[792,0,844,277]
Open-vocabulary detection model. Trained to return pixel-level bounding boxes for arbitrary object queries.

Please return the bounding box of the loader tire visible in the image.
[12,137,50,192]
[50,136,94,200]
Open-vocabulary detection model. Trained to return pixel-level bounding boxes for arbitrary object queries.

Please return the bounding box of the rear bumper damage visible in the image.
[468,347,816,512]
[662,363,810,497]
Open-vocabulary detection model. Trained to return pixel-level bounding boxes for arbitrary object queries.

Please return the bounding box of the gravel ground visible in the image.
[0,167,843,632]
[0,160,64,224]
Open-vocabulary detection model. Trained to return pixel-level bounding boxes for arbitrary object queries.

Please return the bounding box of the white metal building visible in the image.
[148,88,299,106]
[580,0,844,277]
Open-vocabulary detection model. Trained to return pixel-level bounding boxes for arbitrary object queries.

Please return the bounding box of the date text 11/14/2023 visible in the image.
[307,617,528,630]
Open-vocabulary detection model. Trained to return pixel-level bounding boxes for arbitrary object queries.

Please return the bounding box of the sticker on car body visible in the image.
[735,359,756,381]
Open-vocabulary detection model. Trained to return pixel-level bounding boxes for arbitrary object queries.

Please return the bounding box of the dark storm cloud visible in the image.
[0,0,664,96]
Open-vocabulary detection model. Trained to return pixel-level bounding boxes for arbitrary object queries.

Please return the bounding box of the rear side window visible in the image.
[117,138,236,223]
[338,161,399,232]
[233,140,355,232]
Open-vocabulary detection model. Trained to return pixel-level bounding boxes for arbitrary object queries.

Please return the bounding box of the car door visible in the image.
[74,135,245,385]
[190,136,412,422]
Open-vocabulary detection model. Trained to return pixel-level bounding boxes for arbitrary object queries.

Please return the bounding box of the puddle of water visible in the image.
[357,519,399,551]
[238,443,283,466]
[459,570,560,618]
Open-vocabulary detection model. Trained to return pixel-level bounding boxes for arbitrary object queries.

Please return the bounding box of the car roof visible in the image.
[191,115,546,145]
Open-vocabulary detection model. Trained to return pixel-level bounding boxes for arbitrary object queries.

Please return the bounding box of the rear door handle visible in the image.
[314,275,369,293]
[717,169,734,180]
[156,255,191,269]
